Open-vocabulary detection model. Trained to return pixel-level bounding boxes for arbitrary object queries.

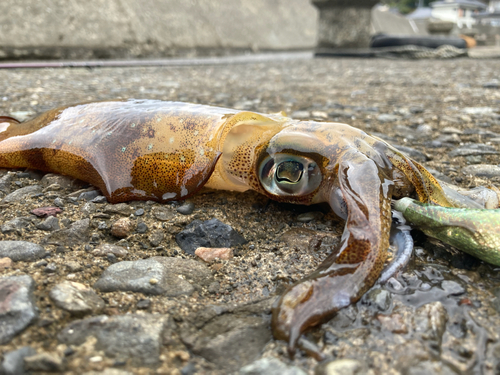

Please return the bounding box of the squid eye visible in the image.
[276,161,303,183]
[259,154,322,196]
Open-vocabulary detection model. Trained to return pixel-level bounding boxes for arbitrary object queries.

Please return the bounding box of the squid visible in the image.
[0,100,498,354]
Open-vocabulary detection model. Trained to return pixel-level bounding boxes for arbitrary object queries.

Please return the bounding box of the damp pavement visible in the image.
[0,56,500,374]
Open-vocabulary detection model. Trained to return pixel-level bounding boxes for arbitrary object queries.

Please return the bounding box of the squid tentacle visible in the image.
[271,150,393,353]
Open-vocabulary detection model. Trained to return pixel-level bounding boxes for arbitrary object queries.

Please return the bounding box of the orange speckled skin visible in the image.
[0,100,458,353]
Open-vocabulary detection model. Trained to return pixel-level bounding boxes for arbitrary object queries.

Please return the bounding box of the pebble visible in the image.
[315,359,368,375]
[0,275,38,344]
[103,203,134,216]
[462,107,496,115]
[296,211,323,223]
[152,206,175,221]
[176,201,195,215]
[24,352,64,372]
[42,218,90,246]
[30,206,63,217]
[58,314,169,366]
[461,164,500,178]
[44,262,57,273]
[377,114,400,123]
[483,80,499,89]
[148,229,164,247]
[0,241,45,261]
[449,143,499,157]
[111,217,134,238]
[136,299,151,309]
[49,281,105,316]
[134,208,144,216]
[195,247,233,262]
[81,202,96,215]
[188,314,272,372]
[41,173,74,189]
[1,184,42,203]
[365,288,391,311]
[1,217,31,234]
[91,195,108,204]
[92,243,129,258]
[78,190,100,201]
[53,197,65,207]
[0,346,36,375]
[136,222,148,233]
[0,173,13,194]
[94,257,213,296]
[176,218,246,255]
[291,110,310,119]
[0,257,12,269]
[240,357,307,375]
[441,126,463,134]
[36,216,60,231]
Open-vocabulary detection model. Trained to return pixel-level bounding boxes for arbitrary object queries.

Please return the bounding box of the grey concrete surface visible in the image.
[0,0,317,60]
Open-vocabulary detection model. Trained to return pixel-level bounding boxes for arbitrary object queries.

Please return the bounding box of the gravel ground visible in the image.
[0,56,500,375]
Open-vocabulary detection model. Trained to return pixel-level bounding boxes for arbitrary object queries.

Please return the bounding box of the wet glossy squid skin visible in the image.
[0,100,497,353]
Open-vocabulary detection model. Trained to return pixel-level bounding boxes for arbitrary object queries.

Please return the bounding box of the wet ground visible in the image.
[0,56,500,375]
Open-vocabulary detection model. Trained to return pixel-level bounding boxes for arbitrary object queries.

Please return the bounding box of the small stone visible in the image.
[24,352,64,372]
[377,113,400,123]
[81,202,96,215]
[91,195,108,204]
[64,261,83,272]
[134,208,145,216]
[136,299,151,309]
[1,217,31,234]
[78,190,100,201]
[49,281,105,316]
[177,201,195,215]
[365,288,391,311]
[413,301,447,342]
[149,229,164,247]
[0,346,36,375]
[176,218,246,255]
[107,253,117,263]
[0,241,45,261]
[92,243,129,258]
[240,357,307,375]
[296,211,323,223]
[53,197,65,208]
[315,359,368,375]
[291,110,310,119]
[442,126,463,134]
[152,206,175,221]
[1,185,42,203]
[461,164,500,179]
[58,314,169,366]
[36,216,60,231]
[136,222,148,233]
[483,80,499,89]
[31,206,63,217]
[0,257,12,269]
[0,275,38,344]
[103,203,133,216]
[463,107,495,115]
[94,257,213,296]
[44,262,57,273]
[41,174,74,189]
[449,143,499,157]
[195,247,233,262]
[111,218,134,238]
[42,218,90,246]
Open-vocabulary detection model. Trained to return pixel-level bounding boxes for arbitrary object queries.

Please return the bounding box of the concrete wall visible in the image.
[0,0,318,59]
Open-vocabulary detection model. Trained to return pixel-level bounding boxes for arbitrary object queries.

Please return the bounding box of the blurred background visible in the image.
[0,0,499,61]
